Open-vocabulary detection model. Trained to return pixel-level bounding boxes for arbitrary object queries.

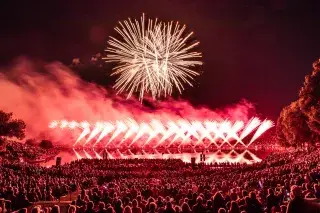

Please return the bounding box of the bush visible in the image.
[39,140,53,149]
[25,138,37,146]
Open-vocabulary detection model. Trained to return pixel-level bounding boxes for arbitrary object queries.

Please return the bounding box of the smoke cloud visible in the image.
[0,58,256,146]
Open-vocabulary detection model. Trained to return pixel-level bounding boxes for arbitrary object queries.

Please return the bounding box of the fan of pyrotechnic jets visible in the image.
[49,117,273,148]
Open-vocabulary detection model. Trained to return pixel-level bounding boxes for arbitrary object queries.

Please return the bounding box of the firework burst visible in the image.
[105,14,202,100]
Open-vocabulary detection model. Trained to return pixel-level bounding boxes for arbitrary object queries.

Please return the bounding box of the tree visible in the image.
[0,110,26,140]
[39,140,53,149]
[277,58,320,146]
[277,101,312,146]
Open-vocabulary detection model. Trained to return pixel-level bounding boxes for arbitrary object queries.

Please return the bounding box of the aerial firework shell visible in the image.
[105,14,203,101]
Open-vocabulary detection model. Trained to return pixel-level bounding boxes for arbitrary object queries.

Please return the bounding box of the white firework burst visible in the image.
[105,14,203,101]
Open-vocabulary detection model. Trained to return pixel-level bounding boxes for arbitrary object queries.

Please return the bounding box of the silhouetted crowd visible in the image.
[1,144,320,213]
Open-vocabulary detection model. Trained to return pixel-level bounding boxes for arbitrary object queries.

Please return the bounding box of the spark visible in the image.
[240,117,261,140]
[248,120,274,147]
[48,121,58,128]
[94,122,114,147]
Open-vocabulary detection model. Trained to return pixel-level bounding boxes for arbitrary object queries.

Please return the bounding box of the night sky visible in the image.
[1,0,320,119]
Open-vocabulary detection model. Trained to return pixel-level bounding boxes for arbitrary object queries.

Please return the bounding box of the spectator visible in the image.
[229,201,240,213]
[217,208,226,213]
[148,202,157,213]
[124,206,132,213]
[266,188,279,213]
[163,202,175,213]
[286,185,320,213]
[86,201,96,213]
[107,207,115,213]
[192,197,206,213]
[132,199,142,213]
[213,192,225,213]
[68,205,76,213]
[31,206,41,213]
[115,200,123,213]
[51,205,60,213]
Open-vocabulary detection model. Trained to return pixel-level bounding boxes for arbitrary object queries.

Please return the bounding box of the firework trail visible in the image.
[105,14,202,100]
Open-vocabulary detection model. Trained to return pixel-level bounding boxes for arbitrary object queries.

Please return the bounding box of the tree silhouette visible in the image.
[0,110,26,140]
[277,58,320,146]
[277,101,312,146]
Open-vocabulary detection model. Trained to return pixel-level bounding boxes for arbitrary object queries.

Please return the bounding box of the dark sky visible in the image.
[1,0,320,119]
